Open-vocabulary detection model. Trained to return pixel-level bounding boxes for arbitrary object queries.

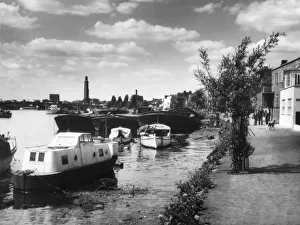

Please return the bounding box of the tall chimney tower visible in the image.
[84,76,89,103]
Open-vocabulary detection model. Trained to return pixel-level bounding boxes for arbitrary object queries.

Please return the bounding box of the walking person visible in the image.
[253,109,258,125]
[257,106,264,125]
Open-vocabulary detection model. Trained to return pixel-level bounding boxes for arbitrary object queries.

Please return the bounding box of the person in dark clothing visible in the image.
[257,106,264,125]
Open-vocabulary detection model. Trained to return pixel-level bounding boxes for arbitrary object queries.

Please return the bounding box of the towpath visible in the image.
[204,125,300,225]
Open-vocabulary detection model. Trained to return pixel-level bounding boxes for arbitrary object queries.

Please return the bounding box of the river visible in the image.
[0,110,214,225]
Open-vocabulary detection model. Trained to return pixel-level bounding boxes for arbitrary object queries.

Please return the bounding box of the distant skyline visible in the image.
[1,0,300,101]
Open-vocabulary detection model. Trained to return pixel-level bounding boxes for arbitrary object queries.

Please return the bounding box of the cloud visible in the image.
[173,40,235,62]
[5,38,147,58]
[116,2,139,14]
[86,18,200,41]
[223,2,246,15]
[0,2,38,29]
[17,0,113,16]
[97,61,129,68]
[234,0,300,33]
[195,2,223,14]
[121,69,171,79]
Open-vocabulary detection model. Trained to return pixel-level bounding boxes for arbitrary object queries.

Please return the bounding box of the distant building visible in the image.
[49,94,60,103]
[84,76,90,104]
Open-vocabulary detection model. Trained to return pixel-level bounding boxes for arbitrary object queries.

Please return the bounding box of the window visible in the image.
[61,155,68,165]
[286,74,290,87]
[38,152,45,162]
[30,152,36,161]
[295,73,300,85]
[275,73,278,84]
[281,99,286,114]
[287,98,292,114]
[99,148,104,157]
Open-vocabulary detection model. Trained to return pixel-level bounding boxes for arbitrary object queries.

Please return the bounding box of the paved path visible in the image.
[205,125,300,225]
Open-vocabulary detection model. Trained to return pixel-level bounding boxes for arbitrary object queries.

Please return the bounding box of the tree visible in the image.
[188,89,207,110]
[107,95,116,108]
[116,96,122,108]
[195,32,284,173]
[121,94,129,108]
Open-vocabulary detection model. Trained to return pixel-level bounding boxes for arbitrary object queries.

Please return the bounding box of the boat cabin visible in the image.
[21,132,118,174]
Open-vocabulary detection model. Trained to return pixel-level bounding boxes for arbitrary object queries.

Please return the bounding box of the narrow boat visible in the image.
[139,124,171,149]
[0,109,12,118]
[0,133,17,175]
[13,132,118,191]
[137,108,199,134]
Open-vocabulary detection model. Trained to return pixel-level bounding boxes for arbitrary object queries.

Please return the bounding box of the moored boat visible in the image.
[137,108,199,134]
[0,133,17,175]
[46,105,59,114]
[109,127,133,144]
[139,124,171,149]
[0,109,12,118]
[13,131,118,191]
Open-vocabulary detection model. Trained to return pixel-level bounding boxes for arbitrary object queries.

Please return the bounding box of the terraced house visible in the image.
[272,57,300,129]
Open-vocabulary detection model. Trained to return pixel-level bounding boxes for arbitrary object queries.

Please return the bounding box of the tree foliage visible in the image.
[195,32,284,173]
[188,89,207,110]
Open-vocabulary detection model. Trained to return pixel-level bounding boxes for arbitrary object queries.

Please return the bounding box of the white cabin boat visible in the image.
[46,105,59,114]
[0,134,17,175]
[109,127,133,144]
[13,132,118,191]
[139,124,171,149]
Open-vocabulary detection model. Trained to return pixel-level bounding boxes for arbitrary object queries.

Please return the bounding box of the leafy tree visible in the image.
[121,94,129,108]
[188,89,207,110]
[107,95,116,108]
[195,32,283,173]
[116,96,122,108]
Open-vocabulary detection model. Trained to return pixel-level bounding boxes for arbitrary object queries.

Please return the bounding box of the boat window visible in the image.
[99,149,104,157]
[154,130,169,136]
[38,153,45,162]
[30,152,36,161]
[61,155,68,165]
[55,136,76,146]
[83,134,91,142]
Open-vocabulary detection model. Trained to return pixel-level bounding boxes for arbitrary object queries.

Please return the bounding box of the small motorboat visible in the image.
[0,133,17,175]
[109,127,133,144]
[13,132,119,191]
[46,105,59,114]
[139,124,171,149]
[109,127,133,152]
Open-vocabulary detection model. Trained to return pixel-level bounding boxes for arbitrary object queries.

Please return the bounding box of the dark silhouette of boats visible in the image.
[0,109,12,118]
[137,108,200,134]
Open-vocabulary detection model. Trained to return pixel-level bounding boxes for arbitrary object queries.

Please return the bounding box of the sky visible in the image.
[1,0,300,101]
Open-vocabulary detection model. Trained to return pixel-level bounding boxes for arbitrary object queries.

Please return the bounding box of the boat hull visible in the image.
[140,136,171,149]
[0,154,14,175]
[137,112,198,134]
[13,156,117,191]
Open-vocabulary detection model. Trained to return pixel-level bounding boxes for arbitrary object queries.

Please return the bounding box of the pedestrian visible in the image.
[253,109,258,125]
[265,108,270,125]
[258,106,264,125]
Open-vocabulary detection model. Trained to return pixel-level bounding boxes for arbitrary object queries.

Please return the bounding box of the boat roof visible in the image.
[55,115,95,134]
[110,127,131,132]
[54,132,90,138]
[148,123,171,130]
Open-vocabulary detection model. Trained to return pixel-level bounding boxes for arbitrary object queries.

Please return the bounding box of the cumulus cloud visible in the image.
[195,2,223,14]
[116,2,139,14]
[223,2,246,15]
[17,0,113,16]
[235,0,300,33]
[173,40,235,63]
[8,38,147,57]
[86,18,199,41]
[97,61,128,68]
[0,2,38,29]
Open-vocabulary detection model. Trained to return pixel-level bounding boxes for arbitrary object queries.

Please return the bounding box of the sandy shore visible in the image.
[204,125,300,225]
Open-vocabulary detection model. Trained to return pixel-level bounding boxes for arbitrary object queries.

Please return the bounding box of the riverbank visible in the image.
[204,125,300,225]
